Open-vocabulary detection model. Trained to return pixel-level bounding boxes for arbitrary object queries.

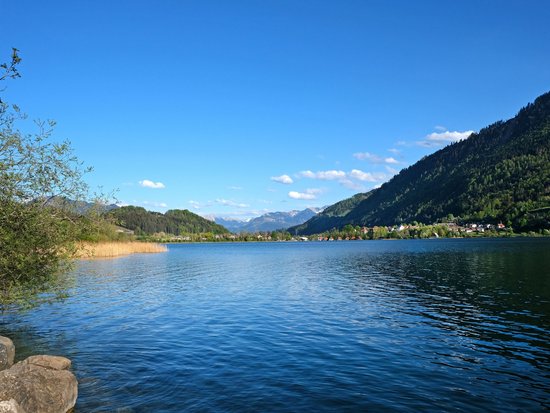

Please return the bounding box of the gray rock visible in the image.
[0,337,15,371]
[0,399,26,413]
[0,355,77,413]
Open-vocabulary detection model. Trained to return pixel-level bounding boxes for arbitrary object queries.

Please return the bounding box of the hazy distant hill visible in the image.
[292,91,550,234]
[212,217,248,233]
[109,206,229,235]
[214,207,323,233]
[44,196,119,214]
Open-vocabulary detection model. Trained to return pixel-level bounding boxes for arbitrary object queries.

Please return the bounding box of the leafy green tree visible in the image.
[0,49,92,305]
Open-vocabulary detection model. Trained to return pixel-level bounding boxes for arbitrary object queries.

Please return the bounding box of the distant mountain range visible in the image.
[214,207,323,233]
[44,196,119,214]
[291,91,550,234]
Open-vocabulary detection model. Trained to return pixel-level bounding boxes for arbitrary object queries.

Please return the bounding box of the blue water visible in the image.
[2,238,550,412]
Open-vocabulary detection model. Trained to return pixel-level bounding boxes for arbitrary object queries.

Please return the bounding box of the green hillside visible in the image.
[293,91,550,235]
[108,206,229,235]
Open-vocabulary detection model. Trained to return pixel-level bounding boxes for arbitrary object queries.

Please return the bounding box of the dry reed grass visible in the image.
[74,241,167,259]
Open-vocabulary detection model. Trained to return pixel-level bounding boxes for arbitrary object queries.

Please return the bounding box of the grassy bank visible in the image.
[74,241,168,258]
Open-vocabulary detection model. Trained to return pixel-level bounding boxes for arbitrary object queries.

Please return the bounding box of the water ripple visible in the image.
[1,239,549,412]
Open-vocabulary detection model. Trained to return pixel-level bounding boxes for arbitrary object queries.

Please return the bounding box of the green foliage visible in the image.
[109,206,229,236]
[293,91,550,234]
[0,50,93,305]
[0,199,74,305]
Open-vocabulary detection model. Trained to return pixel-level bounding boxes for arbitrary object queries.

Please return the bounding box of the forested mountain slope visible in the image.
[292,91,550,234]
[109,206,229,235]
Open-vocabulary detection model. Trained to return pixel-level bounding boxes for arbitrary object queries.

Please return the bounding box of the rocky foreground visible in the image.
[0,336,77,413]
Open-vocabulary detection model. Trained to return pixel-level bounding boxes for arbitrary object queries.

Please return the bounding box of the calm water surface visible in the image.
[2,238,550,412]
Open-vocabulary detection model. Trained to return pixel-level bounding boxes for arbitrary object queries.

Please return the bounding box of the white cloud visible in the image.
[227,186,243,190]
[385,157,399,164]
[298,170,346,180]
[426,130,474,142]
[388,148,401,154]
[271,174,294,185]
[417,129,474,147]
[299,170,315,178]
[139,179,165,189]
[288,188,322,200]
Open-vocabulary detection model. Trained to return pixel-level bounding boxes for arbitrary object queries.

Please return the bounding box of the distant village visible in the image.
[311,222,508,241]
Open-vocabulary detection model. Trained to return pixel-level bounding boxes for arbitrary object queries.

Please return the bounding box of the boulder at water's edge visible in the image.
[0,338,77,413]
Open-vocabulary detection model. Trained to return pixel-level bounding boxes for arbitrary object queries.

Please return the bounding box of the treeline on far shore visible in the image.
[130,222,550,243]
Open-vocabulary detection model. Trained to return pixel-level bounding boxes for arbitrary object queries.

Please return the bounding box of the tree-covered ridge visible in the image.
[109,206,229,235]
[293,91,550,235]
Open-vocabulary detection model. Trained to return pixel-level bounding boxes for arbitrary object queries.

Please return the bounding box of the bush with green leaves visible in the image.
[0,49,92,305]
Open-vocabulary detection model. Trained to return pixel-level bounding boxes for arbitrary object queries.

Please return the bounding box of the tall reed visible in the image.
[74,241,167,258]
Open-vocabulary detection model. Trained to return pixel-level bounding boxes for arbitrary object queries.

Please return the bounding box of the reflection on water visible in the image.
[1,238,549,412]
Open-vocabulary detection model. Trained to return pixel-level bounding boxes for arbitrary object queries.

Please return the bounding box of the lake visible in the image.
[1,238,550,412]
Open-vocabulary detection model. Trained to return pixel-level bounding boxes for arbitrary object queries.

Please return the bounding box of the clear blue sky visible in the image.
[2,0,549,219]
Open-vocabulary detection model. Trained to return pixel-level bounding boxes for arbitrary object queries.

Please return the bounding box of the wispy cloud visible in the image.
[203,208,271,220]
[271,174,294,185]
[227,185,243,190]
[140,200,168,208]
[353,152,400,165]
[139,179,165,189]
[117,200,168,209]
[388,148,401,154]
[215,198,250,208]
[288,188,322,200]
[417,129,474,147]
[385,165,399,175]
[190,198,251,210]
[349,169,387,182]
[189,200,202,209]
[353,152,382,163]
[298,170,346,180]
[339,179,366,191]
[293,168,389,191]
